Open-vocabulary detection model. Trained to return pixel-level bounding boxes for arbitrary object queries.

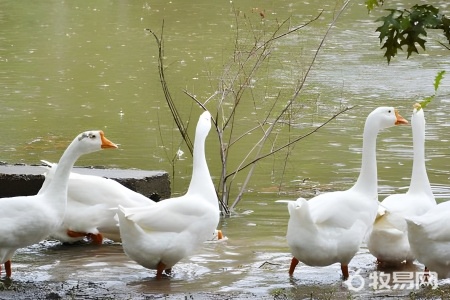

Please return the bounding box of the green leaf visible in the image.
[376,10,404,63]
[419,70,446,109]
[374,4,449,63]
[366,0,384,12]
[440,16,450,44]
[419,95,434,110]
[434,70,446,92]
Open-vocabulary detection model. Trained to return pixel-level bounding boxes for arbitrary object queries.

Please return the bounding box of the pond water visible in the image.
[1,0,450,299]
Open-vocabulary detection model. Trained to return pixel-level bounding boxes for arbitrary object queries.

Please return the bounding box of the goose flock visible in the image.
[1,105,450,283]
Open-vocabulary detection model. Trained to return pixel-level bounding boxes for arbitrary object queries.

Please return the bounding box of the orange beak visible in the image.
[99,131,118,149]
[395,110,408,125]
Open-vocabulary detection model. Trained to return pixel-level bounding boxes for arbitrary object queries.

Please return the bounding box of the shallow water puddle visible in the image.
[3,236,439,299]
[1,211,446,299]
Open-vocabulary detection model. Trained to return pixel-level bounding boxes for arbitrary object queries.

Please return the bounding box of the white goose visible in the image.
[367,103,436,265]
[405,200,450,278]
[117,111,220,278]
[277,107,408,279]
[39,161,156,244]
[0,131,117,277]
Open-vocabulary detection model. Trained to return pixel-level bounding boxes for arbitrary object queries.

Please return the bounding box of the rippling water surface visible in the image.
[1,0,450,298]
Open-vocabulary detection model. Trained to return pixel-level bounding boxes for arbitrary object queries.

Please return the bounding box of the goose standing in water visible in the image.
[0,130,117,277]
[368,103,436,265]
[277,107,408,279]
[405,200,450,278]
[117,111,220,278]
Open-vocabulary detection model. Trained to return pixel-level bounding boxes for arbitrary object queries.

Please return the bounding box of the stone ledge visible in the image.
[0,165,171,201]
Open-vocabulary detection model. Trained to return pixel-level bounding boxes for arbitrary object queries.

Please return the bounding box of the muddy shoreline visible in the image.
[2,274,449,300]
[1,240,449,300]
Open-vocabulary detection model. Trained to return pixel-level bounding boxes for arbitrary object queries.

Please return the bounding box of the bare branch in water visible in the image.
[229,1,351,209]
[147,1,353,214]
[146,23,194,156]
[227,106,354,183]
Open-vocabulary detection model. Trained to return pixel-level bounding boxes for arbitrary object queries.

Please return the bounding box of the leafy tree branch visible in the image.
[366,1,450,63]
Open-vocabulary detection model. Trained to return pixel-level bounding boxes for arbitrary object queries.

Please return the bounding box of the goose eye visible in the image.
[89,134,96,139]
[388,110,391,113]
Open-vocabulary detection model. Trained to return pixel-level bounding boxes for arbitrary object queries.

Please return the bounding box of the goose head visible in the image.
[412,103,425,127]
[40,130,118,196]
[366,107,408,129]
[74,130,118,154]
[196,111,212,140]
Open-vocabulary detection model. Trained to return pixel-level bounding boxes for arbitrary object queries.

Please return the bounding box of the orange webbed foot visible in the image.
[67,230,87,239]
[87,233,103,245]
[67,230,103,244]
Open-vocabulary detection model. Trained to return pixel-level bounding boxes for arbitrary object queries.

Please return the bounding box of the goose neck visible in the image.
[186,134,217,205]
[43,140,81,197]
[408,117,433,197]
[352,120,379,196]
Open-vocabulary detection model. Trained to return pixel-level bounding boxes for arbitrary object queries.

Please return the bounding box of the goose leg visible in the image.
[156,261,167,279]
[86,233,103,245]
[288,257,299,276]
[217,230,224,240]
[67,230,103,245]
[5,260,11,278]
[341,264,349,280]
[423,266,430,282]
